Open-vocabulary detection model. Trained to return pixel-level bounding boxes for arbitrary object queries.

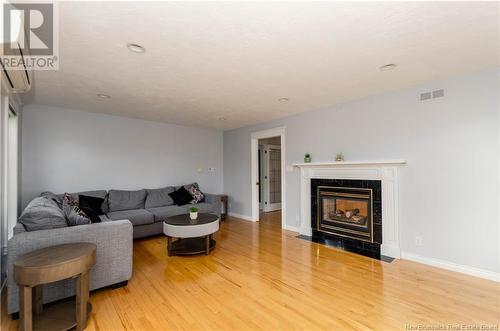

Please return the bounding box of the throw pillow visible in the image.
[79,195,104,223]
[19,197,68,231]
[63,193,92,226]
[187,185,205,203]
[79,195,104,215]
[81,207,101,223]
[40,191,63,207]
[63,192,78,206]
[168,186,193,206]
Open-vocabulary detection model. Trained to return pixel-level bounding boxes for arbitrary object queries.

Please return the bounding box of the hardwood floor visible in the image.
[2,211,499,330]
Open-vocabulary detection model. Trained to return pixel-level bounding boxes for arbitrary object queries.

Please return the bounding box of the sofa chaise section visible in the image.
[7,219,133,314]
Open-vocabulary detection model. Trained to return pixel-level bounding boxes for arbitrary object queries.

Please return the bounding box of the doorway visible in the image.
[258,137,281,213]
[250,127,286,227]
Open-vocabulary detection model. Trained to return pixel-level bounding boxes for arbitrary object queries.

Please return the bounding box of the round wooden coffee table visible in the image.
[14,243,96,331]
[163,213,219,256]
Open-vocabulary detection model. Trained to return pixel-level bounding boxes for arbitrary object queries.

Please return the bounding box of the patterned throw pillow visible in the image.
[187,185,205,204]
[63,192,78,206]
[63,193,91,226]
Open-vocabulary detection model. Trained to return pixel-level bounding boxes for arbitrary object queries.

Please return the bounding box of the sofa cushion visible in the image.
[108,189,147,212]
[145,186,174,209]
[183,202,213,214]
[107,209,154,226]
[19,197,68,231]
[57,190,109,213]
[147,206,186,222]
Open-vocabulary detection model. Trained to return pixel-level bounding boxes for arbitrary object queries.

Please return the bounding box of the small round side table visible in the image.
[14,243,96,331]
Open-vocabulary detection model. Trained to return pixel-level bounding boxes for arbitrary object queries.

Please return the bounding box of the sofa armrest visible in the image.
[7,220,133,314]
[12,222,26,235]
[204,193,222,218]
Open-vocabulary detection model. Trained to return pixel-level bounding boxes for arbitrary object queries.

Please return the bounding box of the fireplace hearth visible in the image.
[311,179,382,259]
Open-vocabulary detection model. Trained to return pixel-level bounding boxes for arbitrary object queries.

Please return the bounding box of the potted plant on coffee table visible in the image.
[189,207,199,220]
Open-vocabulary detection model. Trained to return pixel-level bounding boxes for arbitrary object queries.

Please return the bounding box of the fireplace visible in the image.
[311,179,382,258]
[317,186,373,242]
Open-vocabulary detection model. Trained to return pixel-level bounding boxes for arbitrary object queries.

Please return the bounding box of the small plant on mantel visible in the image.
[189,207,199,220]
[304,153,312,163]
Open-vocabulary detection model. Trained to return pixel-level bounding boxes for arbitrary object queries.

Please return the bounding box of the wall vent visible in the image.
[420,92,432,101]
[420,89,444,101]
[432,89,444,98]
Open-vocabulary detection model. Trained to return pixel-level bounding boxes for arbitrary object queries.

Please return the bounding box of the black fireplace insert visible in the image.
[311,179,382,258]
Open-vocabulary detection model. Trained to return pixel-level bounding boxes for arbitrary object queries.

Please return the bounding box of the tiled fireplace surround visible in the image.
[293,161,405,259]
[311,178,382,259]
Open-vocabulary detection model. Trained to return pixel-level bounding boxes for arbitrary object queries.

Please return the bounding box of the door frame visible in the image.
[250,127,285,226]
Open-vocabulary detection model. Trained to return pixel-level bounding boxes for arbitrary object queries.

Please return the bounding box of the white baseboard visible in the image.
[381,244,401,259]
[283,224,299,233]
[227,212,255,222]
[401,252,499,282]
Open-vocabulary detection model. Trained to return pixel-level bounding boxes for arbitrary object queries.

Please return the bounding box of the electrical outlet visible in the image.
[415,236,423,246]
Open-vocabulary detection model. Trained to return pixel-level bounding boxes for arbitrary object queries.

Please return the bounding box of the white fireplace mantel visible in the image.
[292,160,406,167]
[294,160,406,258]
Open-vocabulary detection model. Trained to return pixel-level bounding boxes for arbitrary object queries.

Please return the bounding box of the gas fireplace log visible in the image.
[351,215,367,224]
[345,209,360,218]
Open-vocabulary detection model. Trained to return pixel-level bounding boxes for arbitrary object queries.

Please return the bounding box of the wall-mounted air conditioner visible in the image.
[0,7,32,93]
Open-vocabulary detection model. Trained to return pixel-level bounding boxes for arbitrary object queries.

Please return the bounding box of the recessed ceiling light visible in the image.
[278,98,289,102]
[379,63,397,71]
[97,93,111,99]
[126,43,146,53]
[218,117,227,121]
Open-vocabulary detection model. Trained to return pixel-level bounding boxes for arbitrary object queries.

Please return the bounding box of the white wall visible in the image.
[21,105,223,208]
[224,68,499,275]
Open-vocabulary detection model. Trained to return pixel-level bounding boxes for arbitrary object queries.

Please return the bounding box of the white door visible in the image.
[263,144,281,212]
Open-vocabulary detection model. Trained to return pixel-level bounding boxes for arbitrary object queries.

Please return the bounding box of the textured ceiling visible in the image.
[24,1,500,130]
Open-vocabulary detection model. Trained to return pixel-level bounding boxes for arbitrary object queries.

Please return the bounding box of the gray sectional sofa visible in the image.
[7,184,222,315]
[103,185,222,239]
